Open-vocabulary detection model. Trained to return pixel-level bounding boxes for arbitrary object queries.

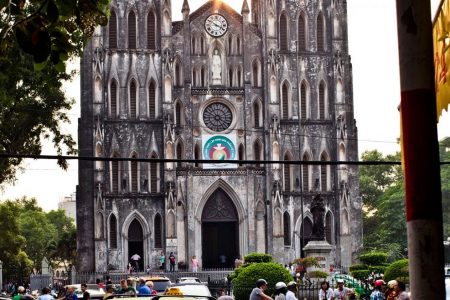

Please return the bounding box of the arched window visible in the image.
[111,152,119,193]
[147,11,156,49]
[175,101,182,126]
[128,11,136,49]
[325,212,333,244]
[192,69,197,87]
[298,12,306,51]
[302,153,310,192]
[229,68,233,87]
[129,80,137,118]
[154,214,162,248]
[194,144,201,167]
[319,81,325,119]
[109,11,117,48]
[236,36,241,55]
[110,80,118,117]
[321,152,328,191]
[109,214,118,248]
[254,140,262,163]
[253,101,260,128]
[175,61,182,87]
[317,12,325,51]
[336,79,344,103]
[130,152,138,193]
[148,81,156,119]
[283,212,291,246]
[237,68,242,87]
[191,37,196,55]
[238,144,245,166]
[201,67,206,87]
[252,59,261,87]
[300,81,307,119]
[281,82,289,119]
[163,11,170,35]
[149,153,159,193]
[279,13,288,51]
[284,153,292,191]
[228,35,233,54]
[200,36,205,55]
[176,140,184,167]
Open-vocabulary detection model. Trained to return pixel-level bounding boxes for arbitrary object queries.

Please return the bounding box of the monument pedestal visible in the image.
[303,240,334,273]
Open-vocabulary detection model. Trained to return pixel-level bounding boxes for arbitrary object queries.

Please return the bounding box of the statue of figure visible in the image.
[212,49,222,84]
[311,194,326,240]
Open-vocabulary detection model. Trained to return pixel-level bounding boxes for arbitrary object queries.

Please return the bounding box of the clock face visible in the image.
[205,14,228,37]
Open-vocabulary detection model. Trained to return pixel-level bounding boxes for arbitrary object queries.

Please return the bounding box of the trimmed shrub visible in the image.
[384,259,409,282]
[350,269,371,280]
[359,252,388,265]
[244,253,273,263]
[306,270,328,279]
[232,262,291,300]
[368,265,387,274]
[349,264,368,271]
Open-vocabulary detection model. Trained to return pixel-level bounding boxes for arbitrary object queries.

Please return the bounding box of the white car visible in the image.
[64,284,105,299]
[176,278,201,284]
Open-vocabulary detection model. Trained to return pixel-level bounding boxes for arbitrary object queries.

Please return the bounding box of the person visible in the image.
[131,254,141,271]
[249,279,272,300]
[118,279,136,296]
[145,282,157,295]
[96,279,105,289]
[103,285,114,300]
[169,252,176,272]
[318,281,333,300]
[333,279,354,300]
[274,282,287,300]
[191,255,199,273]
[13,286,33,300]
[63,286,78,300]
[160,252,166,270]
[38,287,53,300]
[217,288,233,300]
[385,280,398,300]
[105,277,113,286]
[370,279,385,300]
[285,281,298,300]
[146,265,151,275]
[81,284,91,300]
[137,278,151,295]
[219,254,226,267]
[395,281,409,300]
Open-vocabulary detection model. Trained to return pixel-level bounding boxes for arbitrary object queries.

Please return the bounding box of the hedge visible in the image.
[306,270,328,279]
[368,265,387,274]
[349,264,368,271]
[384,259,409,282]
[244,253,273,263]
[359,252,388,266]
[350,269,371,280]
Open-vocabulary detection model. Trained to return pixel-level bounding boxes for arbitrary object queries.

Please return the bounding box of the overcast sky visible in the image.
[1,0,448,211]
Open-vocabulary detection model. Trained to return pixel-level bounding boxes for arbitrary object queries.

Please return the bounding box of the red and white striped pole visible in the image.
[396,1,445,298]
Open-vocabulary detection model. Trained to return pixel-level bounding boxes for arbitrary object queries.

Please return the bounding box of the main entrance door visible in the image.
[202,188,239,269]
[128,219,144,271]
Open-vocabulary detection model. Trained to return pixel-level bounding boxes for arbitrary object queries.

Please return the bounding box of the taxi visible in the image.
[158,287,215,300]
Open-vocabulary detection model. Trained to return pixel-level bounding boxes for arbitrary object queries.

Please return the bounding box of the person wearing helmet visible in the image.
[318,281,333,300]
[285,282,298,300]
[333,279,354,300]
[249,279,272,300]
[273,282,287,300]
[370,279,385,300]
[385,280,398,300]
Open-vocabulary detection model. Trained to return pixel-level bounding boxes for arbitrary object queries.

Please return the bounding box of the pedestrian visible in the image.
[285,282,298,300]
[160,252,166,270]
[38,287,53,300]
[118,279,136,296]
[103,285,114,300]
[217,288,233,300]
[96,279,105,289]
[394,281,409,300]
[274,282,287,300]
[191,255,199,273]
[81,284,91,300]
[137,278,151,295]
[385,280,398,300]
[105,277,113,285]
[169,252,176,272]
[13,286,32,300]
[63,286,78,300]
[318,281,333,300]
[249,279,272,300]
[370,279,385,300]
[145,282,157,295]
[146,265,151,275]
[333,279,355,300]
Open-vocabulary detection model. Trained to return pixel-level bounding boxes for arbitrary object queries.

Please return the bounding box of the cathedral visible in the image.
[76,0,362,272]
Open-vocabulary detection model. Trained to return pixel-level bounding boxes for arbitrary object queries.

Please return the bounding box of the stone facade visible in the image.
[77,0,362,272]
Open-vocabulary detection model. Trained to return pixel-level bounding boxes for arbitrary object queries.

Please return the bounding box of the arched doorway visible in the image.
[202,188,239,269]
[128,219,144,271]
[300,217,313,257]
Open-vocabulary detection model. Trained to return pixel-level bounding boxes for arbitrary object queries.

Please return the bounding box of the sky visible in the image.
[1,0,448,211]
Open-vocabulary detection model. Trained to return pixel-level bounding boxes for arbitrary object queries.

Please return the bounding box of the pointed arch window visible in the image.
[175,61,182,87]
[284,153,292,191]
[238,144,245,166]
[281,82,289,119]
[109,214,118,248]
[283,212,291,246]
[253,101,260,128]
[201,67,206,87]
[176,140,184,167]
[110,80,118,118]
[149,153,159,193]
[228,35,233,54]
[200,36,205,55]
[111,152,119,193]
[319,81,325,119]
[252,59,261,87]
[237,68,242,87]
[302,153,310,192]
[191,37,196,54]
[131,152,138,193]
[148,81,156,119]
[194,144,201,167]
[325,212,333,244]
[279,13,288,51]
[321,153,328,191]
[128,11,137,49]
[254,140,262,166]
[317,12,325,51]
[298,12,306,51]
[236,36,241,55]
[154,214,162,248]
[175,101,182,127]
[109,11,117,48]
[300,81,307,119]
[147,11,156,49]
[129,80,137,118]
[229,68,233,87]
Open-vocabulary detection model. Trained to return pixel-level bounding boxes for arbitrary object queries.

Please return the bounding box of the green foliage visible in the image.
[359,252,388,265]
[368,265,386,273]
[440,139,450,240]
[292,257,319,268]
[384,259,409,282]
[232,262,291,300]
[305,270,328,279]
[244,253,273,263]
[350,270,371,280]
[349,264,368,271]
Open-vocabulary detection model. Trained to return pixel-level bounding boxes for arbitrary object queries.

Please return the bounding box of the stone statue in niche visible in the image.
[311,194,326,240]
[212,49,222,84]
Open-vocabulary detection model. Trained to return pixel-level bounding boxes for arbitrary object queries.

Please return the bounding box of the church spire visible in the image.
[182,0,190,15]
[241,0,250,15]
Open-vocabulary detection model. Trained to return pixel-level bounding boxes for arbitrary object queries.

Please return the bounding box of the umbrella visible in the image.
[131,254,141,260]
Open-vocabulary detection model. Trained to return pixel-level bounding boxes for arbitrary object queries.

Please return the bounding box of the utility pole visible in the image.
[395,1,445,298]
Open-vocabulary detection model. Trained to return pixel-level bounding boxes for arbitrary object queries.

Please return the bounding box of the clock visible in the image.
[205,14,228,37]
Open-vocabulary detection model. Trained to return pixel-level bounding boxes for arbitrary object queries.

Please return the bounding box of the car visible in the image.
[63,284,105,299]
[175,278,201,284]
[140,277,172,294]
[167,284,211,298]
